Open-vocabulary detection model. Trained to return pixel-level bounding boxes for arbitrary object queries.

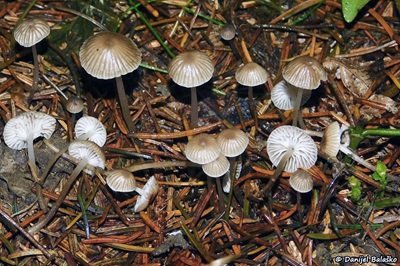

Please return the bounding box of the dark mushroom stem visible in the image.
[31,45,39,92]
[263,147,294,195]
[29,158,90,234]
[190,86,198,128]
[292,87,304,128]
[116,76,134,133]
[248,86,258,130]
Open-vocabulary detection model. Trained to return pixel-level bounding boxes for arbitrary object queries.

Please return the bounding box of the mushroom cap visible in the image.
[220,24,236,41]
[289,169,313,193]
[74,116,107,147]
[79,31,142,80]
[168,51,214,88]
[68,140,105,169]
[217,128,249,157]
[282,56,327,90]
[185,134,220,164]
[3,111,56,150]
[267,125,317,173]
[106,169,137,192]
[13,19,50,47]
[320,122,341,158]
[271,80,312,110]
[235,62,269,87]
[202,155,230,178]
[66,96,84,114]
[134,176,159,212]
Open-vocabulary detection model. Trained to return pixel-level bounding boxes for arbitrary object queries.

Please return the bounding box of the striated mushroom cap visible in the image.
[289,169,313,193]
[320,122,341,158]
[79,31,142,79]
[74,116,107,147]
[271,80,312,110]
[68,140,105,169]
[134,176,159,212]
[106,169,137,193]
[282,56,327,90]
[267,125,317,173]
[235,62,269,87]
[14,19,50,47]
[217,128,249,157]
[202,155,230,178]
[66,96,84,114]
[168,51,214,88]
[185,134,220,164]
[3,111,56,150]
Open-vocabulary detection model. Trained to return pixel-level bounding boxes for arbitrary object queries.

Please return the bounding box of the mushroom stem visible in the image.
[31,45,39,92]
[263,148,294,195]
[248,86,258,130]
[29,159,88,234]
[292,88,303,127]
[115,76,134,133]
[339,145,378,173]
[190,86,198,128]
[27,133,37,175]
[125,160,197,172]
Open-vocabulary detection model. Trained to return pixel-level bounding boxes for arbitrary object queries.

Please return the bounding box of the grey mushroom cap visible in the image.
[267,125,318,173]
[217,128,249,157]
[3,111,56,150]
[235,62,269,87]
[289,169,313,193]
[74,116,107,147]
[185,133,220,164]
[134,176,159,212]
[202,155,230,178]
[79,31,142,80]
[271,80,312,110]
[282,56,327,90]
[106,169,137,193]
[320,122,341,158]
[66,96,84,114]
[13,19,50,47]
[220,24,236,41]
[68,140,105,169]
[168,51,214,88]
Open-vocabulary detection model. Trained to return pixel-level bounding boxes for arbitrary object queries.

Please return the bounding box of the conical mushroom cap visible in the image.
[235,62,269,87]
[267,126,317,173]
[185,134,220,164]
[202,155,230,178]
[14,19,50,47]
[271,80,312,110]
[282,56,327,90]
[3,111,56,150]
[68,140,105,169]
[217,128,249,157]
[106,169,137,192]
[289,169,313,193]
[320,122,341,158]
[168,51,214,88]
[79,31,142,79]
[74,116,107,147]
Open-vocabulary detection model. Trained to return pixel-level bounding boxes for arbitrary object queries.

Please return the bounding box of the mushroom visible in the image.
[235,62,269,131]
[265,125,317,192]
[74,116,106,147]
[29,140,105,233]
[168,51,214,128]
[289,169,313,193]
[271,80,312,111]
[282,56,326,127]
[185,133,220,164]
[105,169,159,212]
[13,19,50,91]
[220,24,236,41]
[66,96,84,114]
[3,111,56,173]
[79,31,142,133]
[202,155,230,178]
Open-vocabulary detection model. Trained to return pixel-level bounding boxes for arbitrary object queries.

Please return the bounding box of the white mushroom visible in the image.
[289,169,313,193]
[271,80,312,111]
[133,176,159,212]
[106,169,137,193]
[74,116,107,147]
[202,155,230,178]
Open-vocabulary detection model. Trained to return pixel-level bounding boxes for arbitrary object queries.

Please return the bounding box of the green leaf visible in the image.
[371,161,387,189]
[348,176,362,202]
[341,0,371,23]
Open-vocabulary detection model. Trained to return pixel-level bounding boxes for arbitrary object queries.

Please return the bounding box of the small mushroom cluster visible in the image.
[185,128,249,179]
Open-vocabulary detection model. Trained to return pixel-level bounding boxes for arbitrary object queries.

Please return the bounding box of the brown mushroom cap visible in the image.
[235,62,269,87]
[79,31,142,80]
[282,56,327,90]
[13,19,50,47]
[185,133,220,164]
[220,24,236,41]
[168,51,214,88]
[217,128,249,157]
[320,122,341,158]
